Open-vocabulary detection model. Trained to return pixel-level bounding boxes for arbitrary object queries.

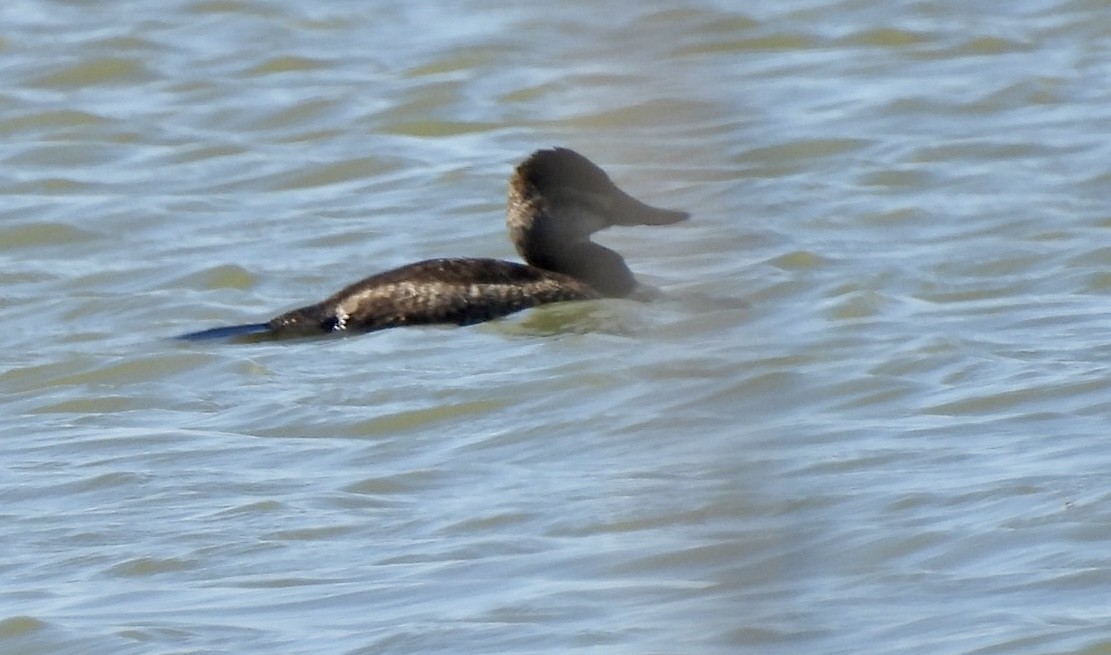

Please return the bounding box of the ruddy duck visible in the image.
[177,147,687,340]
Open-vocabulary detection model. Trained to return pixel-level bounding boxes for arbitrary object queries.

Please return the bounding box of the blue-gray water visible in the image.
[1,1,1109,653]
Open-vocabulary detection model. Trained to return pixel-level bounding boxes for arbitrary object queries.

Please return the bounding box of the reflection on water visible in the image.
[1,0,1110,653]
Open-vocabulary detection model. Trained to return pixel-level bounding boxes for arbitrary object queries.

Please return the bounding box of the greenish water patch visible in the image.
[0,222,99,249]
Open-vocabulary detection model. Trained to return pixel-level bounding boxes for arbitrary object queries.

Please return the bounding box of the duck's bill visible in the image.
[610,189,689,226]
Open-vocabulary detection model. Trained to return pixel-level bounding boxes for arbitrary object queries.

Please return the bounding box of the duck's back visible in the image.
[267,258,600,335]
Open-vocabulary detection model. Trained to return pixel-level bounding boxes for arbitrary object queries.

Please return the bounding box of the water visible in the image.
[1,0,1109,653]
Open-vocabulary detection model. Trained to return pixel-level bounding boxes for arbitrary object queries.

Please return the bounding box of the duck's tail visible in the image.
[174,322,272,341]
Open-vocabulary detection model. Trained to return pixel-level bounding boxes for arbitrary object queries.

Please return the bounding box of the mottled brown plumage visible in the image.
[177,147,687,341]
[267,258,599,336]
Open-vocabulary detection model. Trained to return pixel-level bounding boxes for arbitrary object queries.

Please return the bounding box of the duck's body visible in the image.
[266,257,599,336]
[177,148,686,341]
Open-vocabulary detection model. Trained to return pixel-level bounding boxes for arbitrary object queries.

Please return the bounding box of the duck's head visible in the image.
[508,147,687,238]
[506,147,687,296]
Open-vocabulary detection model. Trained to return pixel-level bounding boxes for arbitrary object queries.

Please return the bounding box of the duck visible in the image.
[176,147,687,340]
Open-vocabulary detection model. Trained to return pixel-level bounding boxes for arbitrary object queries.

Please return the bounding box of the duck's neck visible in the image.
[507,183,640,297]
[521,239,636,297]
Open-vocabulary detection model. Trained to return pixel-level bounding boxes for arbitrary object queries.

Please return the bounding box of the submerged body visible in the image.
[178,148,686,341]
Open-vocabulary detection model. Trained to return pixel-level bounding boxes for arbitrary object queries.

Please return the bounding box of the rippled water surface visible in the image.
[2,0,1110,653]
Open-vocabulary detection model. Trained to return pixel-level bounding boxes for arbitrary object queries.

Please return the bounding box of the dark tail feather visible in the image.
[175,322,272,341]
